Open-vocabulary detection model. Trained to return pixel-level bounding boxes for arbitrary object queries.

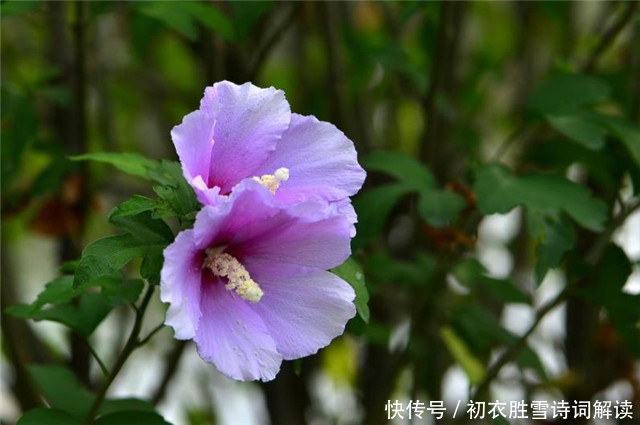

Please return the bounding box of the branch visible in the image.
[81,286,155,425]
[471,199,640,399]
[246,3,299,81]
[472,289,569,399]
[491,1,639,161]
[582,1,639,73]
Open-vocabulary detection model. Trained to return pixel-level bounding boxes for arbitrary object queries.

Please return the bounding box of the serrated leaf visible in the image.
[29,365,93,418]
[331,258,370,323]
[527,210,575,284]
[453,259,529,304]
[11,276,80,314]
[353,183,415,249]
[74,234,165,288]
[547,112,607,150]
[71,152,158,179]
[589,245,640,356]
[474,164,607,231]
[108,210,173,245]
[101,278,144,306]
[452,303,547,379]
[599,115,640,167]
[26,293,112,336]
[363,151,435,191]
[17,408,80,425]
[108,195,158,218]
[528,74,610,115]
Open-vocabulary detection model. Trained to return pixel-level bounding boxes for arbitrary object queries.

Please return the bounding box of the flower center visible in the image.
[253,167,289,194]
[203,249,263,303]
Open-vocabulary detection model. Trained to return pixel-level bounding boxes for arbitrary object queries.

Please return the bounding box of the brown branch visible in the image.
[582,1,639,73]
[247,3,299,81]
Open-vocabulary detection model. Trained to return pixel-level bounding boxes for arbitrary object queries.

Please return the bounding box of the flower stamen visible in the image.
[203,250,263,303]
[253,167,289,194]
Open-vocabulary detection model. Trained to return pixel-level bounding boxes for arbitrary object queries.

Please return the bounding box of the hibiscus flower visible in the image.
[160,180,356,381]
[171,81,366,210]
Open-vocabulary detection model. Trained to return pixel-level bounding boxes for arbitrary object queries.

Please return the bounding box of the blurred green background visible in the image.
[2,1,639,424]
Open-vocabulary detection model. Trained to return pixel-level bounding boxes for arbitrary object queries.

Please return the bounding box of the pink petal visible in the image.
[250,264,356,359]
[255,114,366,204]
[171,110,215,187]
[160,230,203,340]
[204,82,291,194]
[194,279,282,382]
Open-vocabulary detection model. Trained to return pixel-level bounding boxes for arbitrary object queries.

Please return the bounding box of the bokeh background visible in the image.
[2,1,639,424]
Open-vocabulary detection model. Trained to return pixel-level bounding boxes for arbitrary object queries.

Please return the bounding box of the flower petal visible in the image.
[204,82,291,194]
[250,264,356,359]
[213,182,352,270]
[160,230,203,340]
[171,110,215,187]
[254,113,366,204]
[194,280,282,382]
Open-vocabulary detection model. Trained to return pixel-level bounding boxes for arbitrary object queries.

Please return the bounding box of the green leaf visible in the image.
[184,2,235,42]
[363,151,435,191]
[1,1,41,19]
[599,115,640,167]
[453,259,529,304]
[71,152,158,180]
[5,276,79,316]
[589,245,640,356]
[29,365,93,418]
[94,411,172,425]
[108,209,174,245]
[418,190,466,227]
[440,326,485,385]
[17,408,80,425]
[528,74,610,115]
[135,2,198,41]
[74,234,165,288]
[527,210,575,284]
[474,164,607,231]
[101,277,144,306]
[231,1,273,41]
[135,1,234,43]
[140,248,164,285]
[332,258,370,323]
[149,161,200,220]
[353,183,415,248]
[71,155,199,222]
[108,195,158,218]
[547,112,607,150]
[452,303,547,379]
[27,293,112,336]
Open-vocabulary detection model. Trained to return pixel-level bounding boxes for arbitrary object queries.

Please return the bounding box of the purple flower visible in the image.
[171,81,366,209]
[160,180,356,381]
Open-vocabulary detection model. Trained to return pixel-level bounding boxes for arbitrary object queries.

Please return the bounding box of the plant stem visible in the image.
[86,341,109,378]
[471,199,639,399]
[582,1,639,73]
[137,322,165,347]
[472,289,569,399]
[81,286,155,425]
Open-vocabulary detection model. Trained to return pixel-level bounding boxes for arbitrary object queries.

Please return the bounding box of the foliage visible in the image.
[2,1,639,424]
